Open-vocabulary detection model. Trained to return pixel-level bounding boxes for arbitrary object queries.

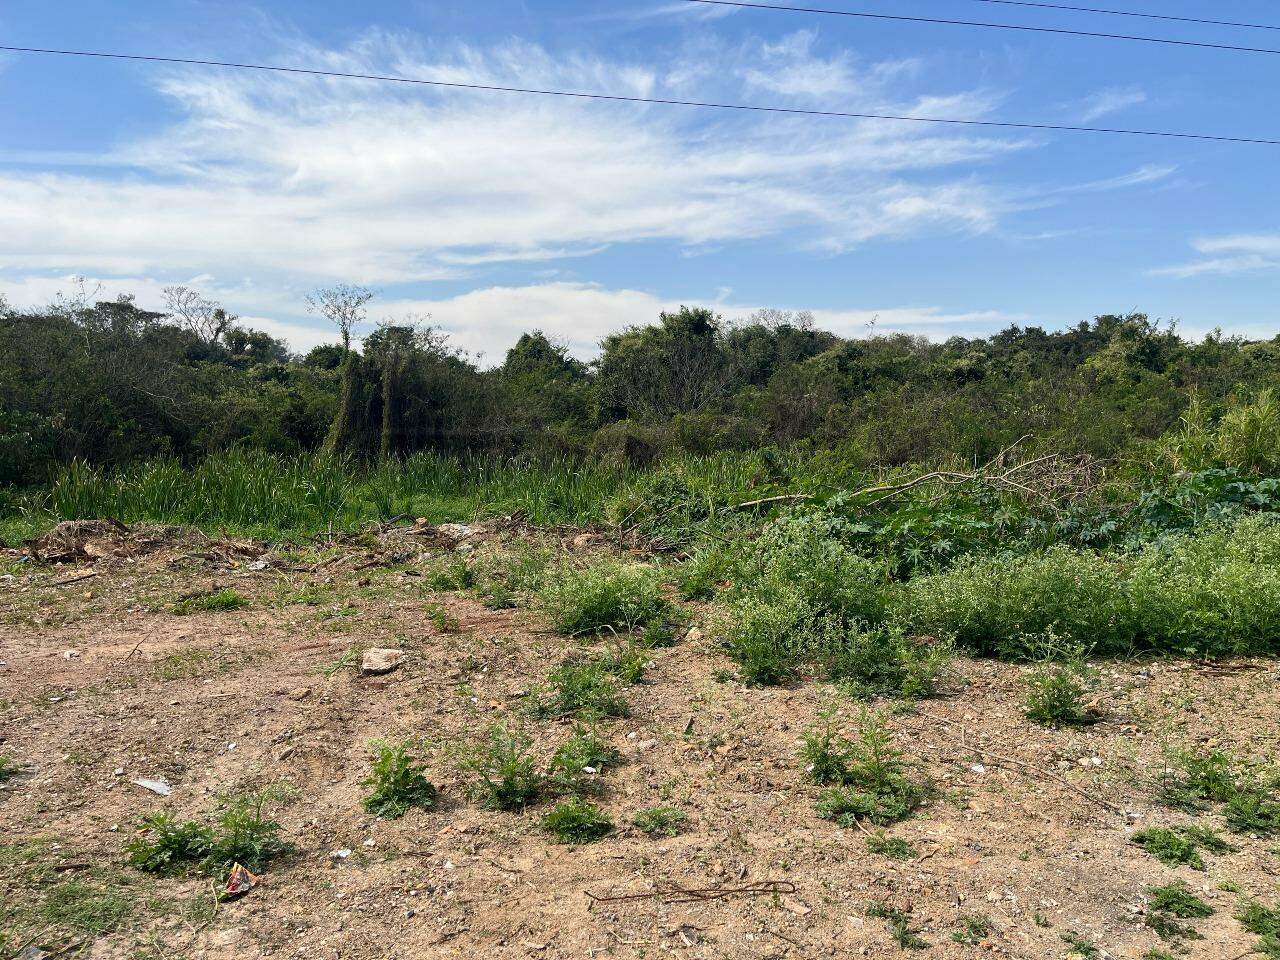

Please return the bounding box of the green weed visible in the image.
[1132,825,1234,870]
[459,726,543,811]
[549,726,617,796]
[1060,931,1101,958]
[951,914,992,945]
[538,561,670,635]
[633,806,687,837]
[866,902,928,950]
[362,740,438,818]
[866,831,915,861]
[810,712,929,827]
[532,659,630,720]
[541,799,614,844]
[1237,900,1280,959]
[822,623,952,700]
[127,791,291,879]
[1022,634,1099,728]
[173,588,248,615]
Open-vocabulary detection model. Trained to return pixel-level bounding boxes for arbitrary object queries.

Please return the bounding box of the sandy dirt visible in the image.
[2,525,1278,959]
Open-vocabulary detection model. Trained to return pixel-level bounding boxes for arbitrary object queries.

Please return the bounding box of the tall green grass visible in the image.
[2,447,847,542]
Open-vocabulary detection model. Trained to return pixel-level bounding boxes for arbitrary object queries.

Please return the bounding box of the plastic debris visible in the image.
[131,778,173,796]
[224,863,258,900]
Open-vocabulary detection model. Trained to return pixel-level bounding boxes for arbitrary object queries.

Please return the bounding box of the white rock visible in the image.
[361,648,406,675]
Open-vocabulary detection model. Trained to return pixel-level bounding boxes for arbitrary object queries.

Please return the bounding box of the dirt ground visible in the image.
[2,523,1278,959]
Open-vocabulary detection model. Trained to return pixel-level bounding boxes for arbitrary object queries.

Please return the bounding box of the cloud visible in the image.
[1150,234,1280,279]
[0,32,1028,289]
[1077,86,1147,122]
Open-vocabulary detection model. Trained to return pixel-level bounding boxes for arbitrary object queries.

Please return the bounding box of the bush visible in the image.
[539,561,670,635]
[820,623,952,700]
[896,547,1129,657]
[362,740,438,818]
[735,510,890,625]
[721,591,809,685]
[673,543,737,600]
[541,799,614,844]
[459,726,543,811]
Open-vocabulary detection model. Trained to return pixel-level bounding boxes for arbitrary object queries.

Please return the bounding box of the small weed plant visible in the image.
[1132,825,1234,870]
[866,831,915,861]
[532,659,629,720]
[634,806,686,837]
[127,791,291,878]
[459,726,543,811]
[362,740,437,818]
[173,588,248,615]
[549,726,616,796]
[951,914,992,946]
[542,798,614,844]
[866,902,928,950]
[1022,634,1099,728]
[808,711,929,827]
[1237,900,1280,959]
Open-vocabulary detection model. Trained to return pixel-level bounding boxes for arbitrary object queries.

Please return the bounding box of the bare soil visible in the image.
[2,525,1278,959]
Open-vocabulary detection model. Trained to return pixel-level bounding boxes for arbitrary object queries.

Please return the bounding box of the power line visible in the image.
[1,44,1277,145]
[940,0,1280,33]
[681,0,1280,55]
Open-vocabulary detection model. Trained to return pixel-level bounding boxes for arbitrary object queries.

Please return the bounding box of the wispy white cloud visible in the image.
[0,32,1029,287]
[1150,234,1280,279]
[1076,86,1147,123]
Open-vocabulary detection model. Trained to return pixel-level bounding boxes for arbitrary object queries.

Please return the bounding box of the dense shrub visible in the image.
[538,561,670,635]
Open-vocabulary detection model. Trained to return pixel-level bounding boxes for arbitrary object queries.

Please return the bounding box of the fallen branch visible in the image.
[52,570,98,587]
[731,494,814,511]
[586,880,795,905]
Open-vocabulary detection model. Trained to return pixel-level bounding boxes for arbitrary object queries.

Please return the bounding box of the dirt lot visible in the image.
[2,523,1278,959]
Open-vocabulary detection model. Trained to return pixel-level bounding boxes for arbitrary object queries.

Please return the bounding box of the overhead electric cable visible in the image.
[680,0,1280,55]
[936,0,1280,33]
[1,44,1277,145]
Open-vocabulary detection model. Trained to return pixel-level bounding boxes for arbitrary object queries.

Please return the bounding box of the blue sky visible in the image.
[0,0,1277,361]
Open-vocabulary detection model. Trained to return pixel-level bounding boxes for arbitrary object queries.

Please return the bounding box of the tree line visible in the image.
[1,281,1277,486]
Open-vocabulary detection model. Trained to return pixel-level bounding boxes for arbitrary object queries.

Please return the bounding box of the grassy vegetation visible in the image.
[1237,900,1280,959]
[866,831,915,861]
[548,726,616,797]
[1131,825,1235,870]
[806,712,929,827]
[541,798,614,844]
[866,902,928,950]
[1022,636,1099,728]
[172,588,249,615]
[459,726,544,811]
[633,806,687,837]
[126,791,292,879]
[538,560,671,635]
[531,658,631,720]
[1159,749,1280,835]
[362,740,438,818]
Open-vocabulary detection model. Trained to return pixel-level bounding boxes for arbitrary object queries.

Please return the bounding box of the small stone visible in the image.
[362,648,406,675]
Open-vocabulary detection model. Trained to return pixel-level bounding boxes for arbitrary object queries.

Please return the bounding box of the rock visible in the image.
[361,648,406,675]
